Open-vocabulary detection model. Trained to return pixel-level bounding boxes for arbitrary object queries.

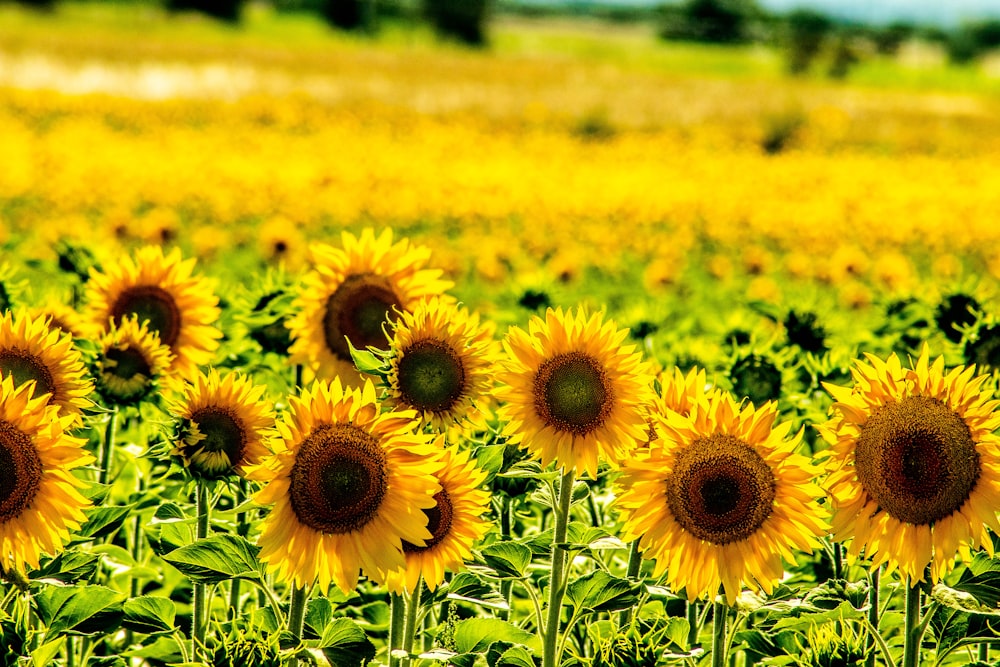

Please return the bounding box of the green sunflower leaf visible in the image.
[162,534,262,584]
[122,596,175,634]
[318,618,376,667]
[454,618,540,654]
[346,339,388,377]
[34,585,125,636]
[31,550,100,585]
[71,505,136,542]
[480,542,532,579]
[932,582,1000,615]
[30,637,64,667]
[951,570,1000,609]
[566,571,642,614]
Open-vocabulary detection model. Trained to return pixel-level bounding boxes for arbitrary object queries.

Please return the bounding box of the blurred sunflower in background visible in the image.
[383,297,497,431]
[642,366,711,446]
[382,443,491,594]
[0,374,93,572]
[84,245,222,379]
[0,310,93,422]
[616,391,827,604]
[287,228,453,385]
[496,307,653,478]
[92,316,172,407]
[30,303,84,340]
[820,347,1000,582]
[252,378,442,593]
[169,369,275,480]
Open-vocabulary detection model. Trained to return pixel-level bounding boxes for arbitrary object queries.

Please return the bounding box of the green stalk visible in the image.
[288,585,308,642]
[832,542,842,580]
[542,468,575,667]
[865,565,880,667]
[711,600,727,667]
[98,407,119,487]
[618,540,643,627]
[686,600,699,650]
[499,496,513,622]
[979,643,989,662]
[389,592,405,667]
[191,481,210,659]
[402,580,423,665]
[902,578,921,667]
[229,480,248,618]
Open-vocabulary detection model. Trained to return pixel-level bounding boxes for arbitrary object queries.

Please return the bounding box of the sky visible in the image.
[505,0,1000,26]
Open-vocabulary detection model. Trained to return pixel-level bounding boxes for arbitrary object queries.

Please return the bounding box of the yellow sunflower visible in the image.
[495,307,653,479]
[93,316,173,407]
[252,378,443,593]
[382,443,491,594]
[819,346,1000,583]
[0,374,93,572]
[84,245,222,379]
[384,297,497,431]
[0,310,93,421]
[168,369,275,480]
[642,366,711,447]
[30,303,84,340]
[287,229,453,386]
[615,391,827,604]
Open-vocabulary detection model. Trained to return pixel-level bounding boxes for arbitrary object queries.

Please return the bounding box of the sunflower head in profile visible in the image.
[642,366,710,447]
[615,391,827,604]
[381,443,491,594]
[92,316,173,407]
[286,228,453,386]
[495,307,654,479]
[382,298,497,431]
[84,245,222,380]
[169,369,275,480]
[819,346,1000,583]
[0,310,93,422]
[0,374,93,572]
[252,378,443,593]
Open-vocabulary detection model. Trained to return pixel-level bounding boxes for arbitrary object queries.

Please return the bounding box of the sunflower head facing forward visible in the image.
[820,346,1000,582]
[252,378,443,593]
[169,369,275,480]
[286,228,454,386]
[93,316,173,407]
[616,391,827,604]
[496,307,654,478]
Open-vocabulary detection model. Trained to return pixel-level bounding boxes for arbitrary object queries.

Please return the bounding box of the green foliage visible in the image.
[658,0,761,44]
[783,8,833,75]
[423,0,491,45]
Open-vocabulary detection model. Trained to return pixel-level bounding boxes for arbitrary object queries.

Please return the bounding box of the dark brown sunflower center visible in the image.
[855,395,979,526]
[0,348,56,401]
[190,407,247,465]
[534,352,612,435]
[106,345,152,381]
[323,273,403,362]
[289,422,388,534]
[0,419,43,523]
[396,339,466,413]
[666,434,776,545]
[403,488,454,553]
[111,286,181,347]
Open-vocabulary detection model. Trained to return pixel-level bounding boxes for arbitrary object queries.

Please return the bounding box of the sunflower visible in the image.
[495,307,653,478]
[30,303,84,340]
[642,366,711,446]
[381,443,491,594]
[84,245,222,379]
[286,229,453,385]
[0,310,92,421]
[93,316,173,407]
[0,374,93,572]
[615,391,827,604]
[252,378,442,593]
[169,369,275,480]
[383,298,497,431]
[819,346,1000,583]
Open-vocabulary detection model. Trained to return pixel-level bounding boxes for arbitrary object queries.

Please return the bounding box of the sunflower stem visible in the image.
[542,468,575,667]
[865,565,880,667]
[499,496,513,622]
[617,540,643,627]
[686,600,699,649]
[902,578,921,667]
[832,542,842,580]
[711,599,727,667]
[390,592,406,667]
[191,480,210,660]
[402,579,423,665]
[288,585,308,644]
[98,406,119,487]
[229,480,248,618]
[979,642,989,662]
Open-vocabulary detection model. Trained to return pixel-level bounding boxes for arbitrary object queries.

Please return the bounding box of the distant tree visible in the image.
[946,19,1000,64]
[871,21,915,55]
[423,0,491,46]
[167,0,242,22]
[784,8,832,74]
[658,0,761,44]
[827,32,860,79]
[322,0,364,29]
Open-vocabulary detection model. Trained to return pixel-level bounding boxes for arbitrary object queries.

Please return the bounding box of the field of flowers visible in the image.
[4,5,1000,667]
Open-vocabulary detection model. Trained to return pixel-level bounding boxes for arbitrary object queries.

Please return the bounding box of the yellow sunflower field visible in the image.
[3,2,1000,666]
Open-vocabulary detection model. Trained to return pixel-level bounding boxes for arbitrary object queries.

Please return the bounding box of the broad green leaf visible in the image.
[454,619,539,654]
[441,572,508,610]
[481,542,532,579]
[162,534,261,584]
[147,521,192,557]
[495,644,535,667]
[357,601,391,629]
[31,637,64,667]
[35,585,125,636]
[952,570,1000,609]
[72,506,135,542]
[122,596,175,634]
[771,601,864,632]
[123,636,184,663]
[929,605,971,656]
[475,444,507,480]
[153,502,187,521]
[31,551,100,585]
[305,597,334,638]
[566,571,642,614]
[319,618,376,667]
[346,339,388,376]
